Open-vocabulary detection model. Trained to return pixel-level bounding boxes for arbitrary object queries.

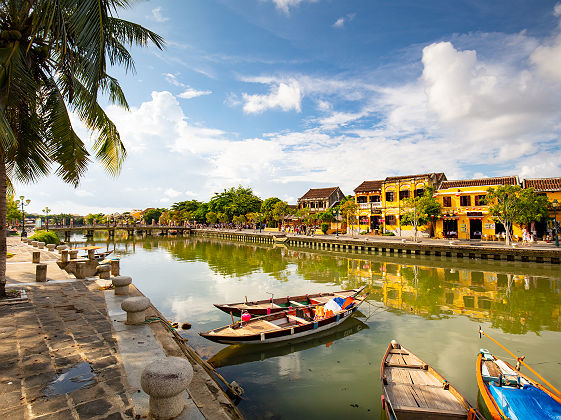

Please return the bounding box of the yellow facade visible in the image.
[434,180,523,240]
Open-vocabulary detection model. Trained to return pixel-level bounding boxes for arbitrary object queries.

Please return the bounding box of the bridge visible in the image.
[49,224,192,241]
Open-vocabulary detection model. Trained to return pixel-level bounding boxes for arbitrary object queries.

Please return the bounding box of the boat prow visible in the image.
[381,340,479,420]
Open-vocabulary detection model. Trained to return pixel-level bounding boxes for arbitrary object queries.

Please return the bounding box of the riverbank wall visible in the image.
[192,229,561,264]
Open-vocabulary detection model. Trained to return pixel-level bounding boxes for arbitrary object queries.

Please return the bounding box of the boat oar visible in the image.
[479,326,561,399]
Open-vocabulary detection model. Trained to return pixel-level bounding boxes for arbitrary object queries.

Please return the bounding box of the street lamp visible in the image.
[335,208,339,237]
[553,199,559,247]
[42,207,51,231]
[14,196,31,237]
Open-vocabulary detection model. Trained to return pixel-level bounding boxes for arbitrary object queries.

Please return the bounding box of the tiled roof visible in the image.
[385,172,446,182]
[299,187,339,200]
[523,178,561,192]
[354,180,383,193]
[440,176,519,189]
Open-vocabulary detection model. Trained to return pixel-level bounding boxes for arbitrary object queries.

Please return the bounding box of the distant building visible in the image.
[523,177,561,237]
[354,180,384,232]
[297,187,345,213]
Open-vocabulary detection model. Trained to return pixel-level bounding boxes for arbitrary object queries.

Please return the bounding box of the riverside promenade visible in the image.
[1,237,242,420]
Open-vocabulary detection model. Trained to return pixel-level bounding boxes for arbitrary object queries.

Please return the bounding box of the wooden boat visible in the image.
[273,234,288,243]
[200,293,367,344]
[213,286,365,316]
[476,348,561,420]
[381,341,479,420]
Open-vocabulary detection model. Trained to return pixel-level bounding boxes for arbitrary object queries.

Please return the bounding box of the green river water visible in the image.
[72,234,561,419]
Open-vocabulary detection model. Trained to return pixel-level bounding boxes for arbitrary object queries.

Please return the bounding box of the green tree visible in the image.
[272,201,289,229]
[261,197,281,224]
[6,194,21,223]
[144,209,164,224]
[0,1,164,298]
[340,200,358,236]
[401,188,441,240]
[209,186,262,218]
[217,212,229,225]
[206,211,217,225]
[171,200,202,213]
[514,188,550,227]
[192,202,209,223]
[486,185,521,246]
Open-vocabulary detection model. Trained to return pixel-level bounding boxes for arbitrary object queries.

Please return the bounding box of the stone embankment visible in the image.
[193,229,561,264]
[1,237,242,419]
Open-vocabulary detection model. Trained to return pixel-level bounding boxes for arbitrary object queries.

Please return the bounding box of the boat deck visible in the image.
[384,348,468,419]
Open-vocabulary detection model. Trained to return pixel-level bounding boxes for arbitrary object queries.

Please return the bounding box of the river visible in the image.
[70,234,561,419]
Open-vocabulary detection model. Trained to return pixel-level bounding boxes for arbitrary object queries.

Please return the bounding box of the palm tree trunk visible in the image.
[0,154,7,298]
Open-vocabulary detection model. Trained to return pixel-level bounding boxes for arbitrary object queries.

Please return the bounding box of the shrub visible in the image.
[360,230,368,235]
[28,230,60,245]
[321,223,329,234]
[382,232,395,236]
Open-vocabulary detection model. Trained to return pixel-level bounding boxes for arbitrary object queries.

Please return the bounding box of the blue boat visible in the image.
[476,349,561,420]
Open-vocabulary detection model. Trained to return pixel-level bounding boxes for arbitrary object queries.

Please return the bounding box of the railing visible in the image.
[358,202,382,210]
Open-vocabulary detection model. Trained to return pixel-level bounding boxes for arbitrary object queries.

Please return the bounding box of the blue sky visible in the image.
[17,0,561,214]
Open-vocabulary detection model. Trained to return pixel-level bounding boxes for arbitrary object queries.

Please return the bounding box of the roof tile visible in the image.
[440,176,518,189]
[523,178,561,192]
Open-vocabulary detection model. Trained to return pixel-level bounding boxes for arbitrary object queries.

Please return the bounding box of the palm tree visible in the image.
[0,0,164,297]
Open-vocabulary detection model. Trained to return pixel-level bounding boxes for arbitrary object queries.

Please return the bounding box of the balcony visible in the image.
[358,202,382,210]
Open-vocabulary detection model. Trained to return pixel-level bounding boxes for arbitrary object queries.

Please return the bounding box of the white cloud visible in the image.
[178,87,212,99]
[242,80,302,114]
[267,0,318,15]
[530,33,561,82]
[151,7,169,23]
[163,73,185,87]
[554,3,561,17]
[333,13,356,28]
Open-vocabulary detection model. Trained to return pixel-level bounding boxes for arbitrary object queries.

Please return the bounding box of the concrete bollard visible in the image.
[87,249,96,260]
[110,259,120,276]
[69,250,79,260]
[112,276,132,295]
[56,245,67,254]
[36,264,47,282]
[61,249,69,263]
[32,251,40,264]
[21,237,28,243]
[75,262,87,279]
[31,241,38,247]
[141,357,193,419]
[37,242,45,249]
[47,244,56,251]
[121,296,150,324]
[96,265,111,280]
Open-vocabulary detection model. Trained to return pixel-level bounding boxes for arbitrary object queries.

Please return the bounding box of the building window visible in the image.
[460,195,471,206]
[370,195,380,203]
[386,191,395,202]
[474,195,486,206]
[414,188,425,197]
[443,196,452,207]
[385,215,396,225]
[399,190,410,200]
[357,196,367,203]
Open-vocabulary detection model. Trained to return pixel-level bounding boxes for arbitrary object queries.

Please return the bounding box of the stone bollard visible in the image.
[31,241,38,247]
[96,265,111,280]
[32,251,40,264]
[110,259,120,276]
[121,296,150,324]
[37,242,45,249]
[36,264,47,282]
[61,249,69,263]
[56,245,67,254]
[75,262,87,279]
[47,244,56,251]
[141,357,193,419]
[69,250,79,260]
[21,237,28,243]
[112,276,132,295]
[87,249,96,260]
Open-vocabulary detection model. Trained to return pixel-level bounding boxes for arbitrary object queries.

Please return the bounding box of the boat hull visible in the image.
[201,307,358,345]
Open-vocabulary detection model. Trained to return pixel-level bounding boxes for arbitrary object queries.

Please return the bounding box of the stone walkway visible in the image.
[0,280,133,419]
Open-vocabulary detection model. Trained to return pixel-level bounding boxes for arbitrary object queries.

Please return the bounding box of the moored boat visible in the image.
[381,341,480,420]
[200,292,367,344]
[213,285,365,316]
[476,349,561,420]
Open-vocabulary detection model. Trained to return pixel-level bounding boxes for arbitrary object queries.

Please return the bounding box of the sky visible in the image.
[15,0,561,215]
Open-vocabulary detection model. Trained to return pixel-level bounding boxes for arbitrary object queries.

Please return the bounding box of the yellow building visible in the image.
[380,173,446,236]
[523,178,561,240]
[434,176,522,240]
[354,180,384,233]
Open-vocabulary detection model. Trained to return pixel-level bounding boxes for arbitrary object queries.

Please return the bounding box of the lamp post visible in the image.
[553,199,559,247]
[335,208,339,237]
[42,207,51,231]
[14,196,31,237]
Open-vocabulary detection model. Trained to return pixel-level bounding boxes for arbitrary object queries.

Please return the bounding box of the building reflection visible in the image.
[346,258,561,334]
